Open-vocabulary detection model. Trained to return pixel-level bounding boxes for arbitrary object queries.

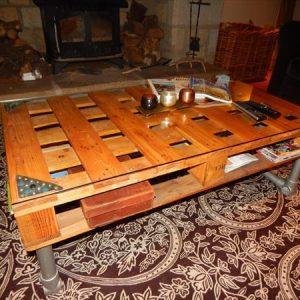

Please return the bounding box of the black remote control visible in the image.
[234,101,267,121]
[247,101,281,119]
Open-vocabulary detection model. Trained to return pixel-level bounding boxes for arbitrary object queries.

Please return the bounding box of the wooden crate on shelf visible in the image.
[2,85,300,252]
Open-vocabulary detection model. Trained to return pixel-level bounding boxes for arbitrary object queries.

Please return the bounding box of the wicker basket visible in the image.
[214,22,279,82]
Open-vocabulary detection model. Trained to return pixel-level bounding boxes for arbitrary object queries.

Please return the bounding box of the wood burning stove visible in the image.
[34,0,128,73]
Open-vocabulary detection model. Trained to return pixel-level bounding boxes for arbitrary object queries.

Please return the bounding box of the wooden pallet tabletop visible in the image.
[3,85,300,209]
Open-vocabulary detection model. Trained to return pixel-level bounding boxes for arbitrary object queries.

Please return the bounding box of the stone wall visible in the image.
[0,0,45,52]
[142,0,224,63]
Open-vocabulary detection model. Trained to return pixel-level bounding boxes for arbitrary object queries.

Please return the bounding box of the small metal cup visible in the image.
[160,90,177,107]
[179,88,195,104]
[140,93,158,110]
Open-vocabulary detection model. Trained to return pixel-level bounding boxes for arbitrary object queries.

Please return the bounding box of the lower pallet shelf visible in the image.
[26,153,295,251]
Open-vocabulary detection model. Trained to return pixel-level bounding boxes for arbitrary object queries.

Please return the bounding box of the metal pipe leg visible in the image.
[36,245,63,295]
[264,158,300,196]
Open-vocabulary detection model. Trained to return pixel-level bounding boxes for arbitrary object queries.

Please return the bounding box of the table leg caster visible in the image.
[36,245,63,296]
[264,158,300,196]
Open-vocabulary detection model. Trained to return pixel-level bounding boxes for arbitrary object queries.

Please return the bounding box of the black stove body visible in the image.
[34,0,128,73]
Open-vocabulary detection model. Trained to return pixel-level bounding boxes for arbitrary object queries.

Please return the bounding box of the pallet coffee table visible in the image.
[2,85,300,295]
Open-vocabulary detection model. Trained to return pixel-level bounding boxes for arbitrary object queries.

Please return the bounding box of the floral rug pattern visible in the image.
[1,138,300,299]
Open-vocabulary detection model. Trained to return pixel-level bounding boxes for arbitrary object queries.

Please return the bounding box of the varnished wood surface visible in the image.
[2,104,56,202]
[90,92,180,164]
[2,86,300,206]
[24,152,298,251]
[48,97,125,181]
[2,84,300,251]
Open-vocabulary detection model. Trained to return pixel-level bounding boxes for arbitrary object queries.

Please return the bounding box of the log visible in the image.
[13,38,28,47]
[143,15,159,29]
[123,46,144,64]
[128,20,145,36]
[7,29,18,41]
[123,32,143,48]
[0,20,21,40]
[146,27,164,39]
[0,25,5,38]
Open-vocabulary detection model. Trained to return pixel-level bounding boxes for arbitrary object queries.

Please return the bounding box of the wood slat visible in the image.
[27,100,51,115]
[90,92,180,164]
[48,96,125,181]
[27,96,95,116]
[124,86,147,102]
[252,89,300,129]
[125,85,240,149]
[24,150,299,251]
[15,207,60,248]
[71,95,96,108]
[13,127,300,217]
[220,106,282,135]
[79,106,106,119]
[2,104,53,203]
[196,106,265,141]
[170,110,227,151]
[31,113,58,129]
[44,146,81,172]
[36,126,67,145]
[189,155,227,186]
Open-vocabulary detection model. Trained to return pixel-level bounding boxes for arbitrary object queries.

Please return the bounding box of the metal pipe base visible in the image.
[39,270,63,296]
[264,159,300,196]
[36,245,63,295]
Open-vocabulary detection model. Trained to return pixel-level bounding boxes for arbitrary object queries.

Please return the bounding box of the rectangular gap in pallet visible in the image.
[68,165,85,174]
[149,169,189,185]
[170,140,192,148]
[128,151,144,159]
[102,132,125,140]
[50,169,69,179]
[285,115,298,121]
[42,143,71,153]
[55,200,81,214]
[214,130,233,137]
[117,155,131,162]
[34,123,60,131]
[191,115,209,122]
[119,98,134,103]
[88,116,109,122]
[253,122,267,128]
[41,140,70,149]
[149,124,165,131]
[227,109,242,115]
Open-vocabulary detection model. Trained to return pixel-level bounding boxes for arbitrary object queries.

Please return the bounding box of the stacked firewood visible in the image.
[0,19,44,79]
[123,0,164,66]
[0,20,22,43]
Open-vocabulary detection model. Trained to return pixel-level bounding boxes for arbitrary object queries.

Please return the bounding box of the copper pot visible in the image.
[179,88,195,104]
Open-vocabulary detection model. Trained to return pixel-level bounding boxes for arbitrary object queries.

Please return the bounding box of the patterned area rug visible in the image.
[1,143,300,299]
